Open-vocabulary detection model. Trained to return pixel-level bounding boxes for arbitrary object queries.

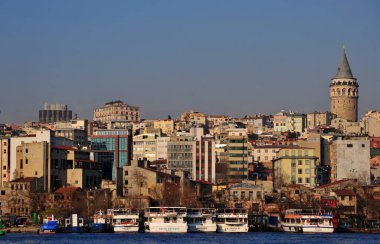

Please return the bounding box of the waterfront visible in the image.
[0,232,380,244]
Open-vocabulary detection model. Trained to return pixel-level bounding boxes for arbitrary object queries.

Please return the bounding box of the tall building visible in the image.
[0,137,10,187]
[39,103,73,123]
[90,129,132,181]
[93,100,140,124]
[226,128,249,181]
[330,137,370,185]
[330,47,359,122]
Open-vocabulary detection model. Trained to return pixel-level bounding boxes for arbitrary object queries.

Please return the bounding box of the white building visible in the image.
[331,137,370,185]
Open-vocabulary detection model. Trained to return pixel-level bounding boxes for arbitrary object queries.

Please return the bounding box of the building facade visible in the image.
[226,129,249,181]
[330,48,359,122]
[0,137,10,187]
[132,133,157,161]
[330,137,370,185]
[272,147,318,188]
[91,129,132,181]
[93,100,140,124]
[39,103,72,123]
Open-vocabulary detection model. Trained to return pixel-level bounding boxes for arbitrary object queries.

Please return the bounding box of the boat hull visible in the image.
[217,224,249,233]
[145,223,188,233]
[282,225,334,233]
[113,225,139,232]
[188,223,217,232]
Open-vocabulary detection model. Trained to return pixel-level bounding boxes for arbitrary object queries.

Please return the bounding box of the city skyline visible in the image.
[0,0,379,123]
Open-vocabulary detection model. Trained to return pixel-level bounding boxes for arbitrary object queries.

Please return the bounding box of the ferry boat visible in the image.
[108,208,139,232]
[40,215,61,234]
[144,207,187,233]
[186,208,217,232]
[216,208,249,233]
[281,209,334,233]
[90,210,113,233]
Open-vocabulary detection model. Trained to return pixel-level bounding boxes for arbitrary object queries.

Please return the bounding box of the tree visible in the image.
[129,168,148,209]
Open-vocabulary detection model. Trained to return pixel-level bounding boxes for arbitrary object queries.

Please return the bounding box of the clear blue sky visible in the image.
[0,0,379,123]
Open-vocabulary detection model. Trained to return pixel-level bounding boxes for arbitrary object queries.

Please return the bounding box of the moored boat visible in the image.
[108,208,139,232]
[40,215,61,234]
[216,208,249,233]
[144,207,187,233]
[187,208,217,232]
[90,210,113,233]
[281,209,334,233]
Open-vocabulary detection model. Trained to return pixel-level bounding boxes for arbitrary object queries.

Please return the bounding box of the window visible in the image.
[125,171,128,176]
[241,191,245,200]
[341,196,344,200]
[349,196,352,201]
[298,169,302,174]
[1,190,5,195]
[35,171,38,176]
[298,160,302,166]
[2,166,5,170]
[347,144,353,148]
[362,144,365,148]
[305,160,310,165]
[125,180,128,185]
[249,191,253,200]
[20,159,23,169]
[298,178,302,183]
[306,169,310,174]
[306,178,310,183]
[25,149,28,153]
[25,159,28,165]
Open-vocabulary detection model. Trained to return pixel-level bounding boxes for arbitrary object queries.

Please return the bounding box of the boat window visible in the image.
[296,219,301,224]
[291,219,295,223]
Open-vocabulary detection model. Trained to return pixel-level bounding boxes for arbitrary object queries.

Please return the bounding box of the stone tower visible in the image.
[330,47,358,122]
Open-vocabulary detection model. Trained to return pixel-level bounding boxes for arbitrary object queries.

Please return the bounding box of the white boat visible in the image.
[281,209,334,233]
[187,208,217,232]
[108,208,139,232]
[216,208,249,233]
[144,207,187,233]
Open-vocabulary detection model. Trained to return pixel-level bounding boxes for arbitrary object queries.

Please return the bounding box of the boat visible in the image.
[64,214,89,233]
[144,207,187,233]
[281,209,334,233]
[40,215,61,234]
[108,208,139,232]
[90,210,113,233]
[216,208,249,233]
[186,208,217,232]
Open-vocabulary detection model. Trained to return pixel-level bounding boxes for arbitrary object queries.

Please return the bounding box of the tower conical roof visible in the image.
[334,47,354,79]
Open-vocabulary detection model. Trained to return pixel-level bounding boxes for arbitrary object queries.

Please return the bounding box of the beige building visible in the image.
[307,112,333,128]
[153,120,174,135]
[167,136,196,174]
[156,137,170,160]
[330,48,359,122]
[15,142,101,192]
[0,177,44,217]
[133,133,158,161]
[331,118,362,135]
[362,111,380,137]
[0,137,10,187]
[93,100,140,124]
[272,147,318,189]
[119,160,180,207]
[227,181,264,210]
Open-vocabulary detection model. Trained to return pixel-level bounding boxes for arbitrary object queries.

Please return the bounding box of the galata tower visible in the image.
[330,47,358,122]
